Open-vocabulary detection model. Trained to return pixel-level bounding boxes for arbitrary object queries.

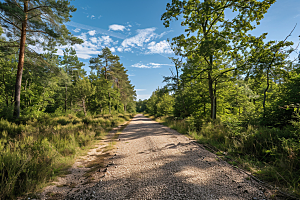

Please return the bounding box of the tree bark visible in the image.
[208,71,216,119]
[263,68,270,118]
[208,77,214,119]
[13,2,28,118]
[175,64,187,116]
[65,84,67,112]
[109,92,111,114]
[82,98,87,116]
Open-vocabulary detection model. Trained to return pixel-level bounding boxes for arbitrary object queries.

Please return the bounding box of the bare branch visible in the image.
[0,14,22,30]
[28,5,50,13]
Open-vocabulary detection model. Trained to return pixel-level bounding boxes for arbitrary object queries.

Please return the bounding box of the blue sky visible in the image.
[60,0,300,100]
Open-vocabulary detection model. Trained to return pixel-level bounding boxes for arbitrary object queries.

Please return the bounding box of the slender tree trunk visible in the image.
[65,84,67,112]
[105,59,108,80]
[109,92,111,114]
[13,2,28,118]
[208,73,216,120]
[82,98,87,116]
[175,65,187,116]
[2,73,9,107]
[213,99,216,119]
[263,68,270,118]
[24,79,28,106]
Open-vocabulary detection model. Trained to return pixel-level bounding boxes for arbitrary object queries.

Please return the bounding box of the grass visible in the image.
[0,112,135,199]
[146,114,300,198]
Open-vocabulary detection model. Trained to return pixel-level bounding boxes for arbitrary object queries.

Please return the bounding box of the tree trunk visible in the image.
[109,92,111,114]
[105,59,108,80]
[175,64,187,116]
[263,68,270,118]
[82,98,87,116]
[2,73,9,107]
[65,84,67,112]
[13,2,28,118]
[208,74,216,120]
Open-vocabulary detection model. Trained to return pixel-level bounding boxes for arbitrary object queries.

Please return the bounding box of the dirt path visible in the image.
[42,114,270,200]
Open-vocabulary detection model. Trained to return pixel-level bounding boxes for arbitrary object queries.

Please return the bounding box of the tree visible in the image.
[60,47,85,112]
[89,47,119,114]
[161,0,275,119]
[0,0,83,118]
[73,77,92,116]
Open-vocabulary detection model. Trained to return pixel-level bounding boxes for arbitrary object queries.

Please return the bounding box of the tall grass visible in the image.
[152,115,300,196]
[0,113,135,199]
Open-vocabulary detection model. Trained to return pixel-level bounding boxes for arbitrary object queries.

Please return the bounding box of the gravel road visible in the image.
[64,114,268,200]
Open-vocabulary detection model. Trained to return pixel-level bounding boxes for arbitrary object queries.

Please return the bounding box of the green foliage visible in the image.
[0,113,133,199]
[0,2,136,199]
[136,99,147,112]
[142,1,300,196]
[146,87,175,117]
[154,115,300,195]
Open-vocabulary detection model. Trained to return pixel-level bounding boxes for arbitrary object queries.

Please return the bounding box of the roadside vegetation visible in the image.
[0,113,135,199]
[0,1,136,199]
[140,0,300,197]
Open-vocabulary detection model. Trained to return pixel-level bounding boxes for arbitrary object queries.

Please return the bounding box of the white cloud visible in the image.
[146,40,173,54]
[98,35,113,46]
[67,21,126,39]
[56,48,64,56]
[135,89,146,91]
[63,38,100,59]
[78,32,88,41]
[75,44,100,59]
[88,30,96,36]
[110,47,116,52]
[109,24,126,31]
[122,28,157,48]
[73,28,81,33]
[91,15,95,19]
[131,63,151,68]
[149,62,173,68]
[123,47,132,52]
[117,47,123,52]
[90,37,97,43]
[131,62,172,69]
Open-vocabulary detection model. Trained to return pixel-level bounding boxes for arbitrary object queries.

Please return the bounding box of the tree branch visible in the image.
[0,14,22,30]
[13,0,23,10]
[28,5,50,13]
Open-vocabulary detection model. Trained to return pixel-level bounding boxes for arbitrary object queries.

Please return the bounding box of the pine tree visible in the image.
[0,0,83,118]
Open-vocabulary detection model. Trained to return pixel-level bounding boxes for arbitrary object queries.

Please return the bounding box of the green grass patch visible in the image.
[146,114,300,197]
[0,113,134,199]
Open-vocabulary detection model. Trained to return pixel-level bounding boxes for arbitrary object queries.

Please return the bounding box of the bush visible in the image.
[0,113,134,198]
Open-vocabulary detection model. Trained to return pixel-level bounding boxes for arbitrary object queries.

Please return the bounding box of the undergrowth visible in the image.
[146,114,300,197]
[0,113,135,199]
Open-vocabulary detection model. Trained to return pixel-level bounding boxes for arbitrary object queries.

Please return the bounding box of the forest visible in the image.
[0,0,136,198]
[0,0,300,199]
[138,0,300,197]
